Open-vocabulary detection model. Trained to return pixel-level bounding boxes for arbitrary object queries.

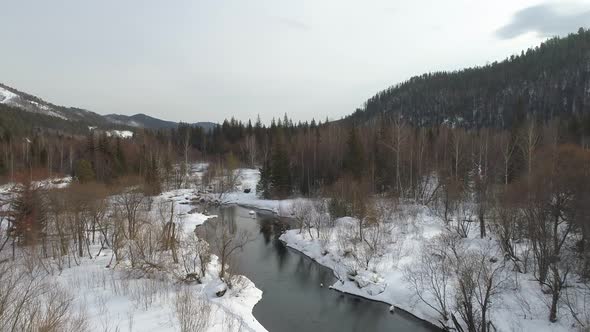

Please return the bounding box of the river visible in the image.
[201,205,438,332]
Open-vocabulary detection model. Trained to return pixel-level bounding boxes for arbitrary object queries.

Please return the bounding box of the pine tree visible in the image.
[256,160,271,199]
[343,126,365,180]
[11,182,46,246]
[114,138,127,176]
[270,139,291,198]
[144,155,161,195]
[75,159,95,183]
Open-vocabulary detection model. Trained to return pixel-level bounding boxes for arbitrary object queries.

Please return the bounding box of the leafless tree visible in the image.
[291,200,314,238]
[242,134,257,167]
[203,211,252,281]
[115,187,147,240]
[454,202,474,238]
[178,232,211,282]
[174,288,211,332]
[157,200,178,263]
[404,233,453,322]
[312,198,332,242]
[453,245,506,332]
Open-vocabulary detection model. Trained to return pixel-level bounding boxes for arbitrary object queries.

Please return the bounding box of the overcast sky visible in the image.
[1,0,589,124]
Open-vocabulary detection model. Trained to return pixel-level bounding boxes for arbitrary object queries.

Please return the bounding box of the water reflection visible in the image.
[202,205,438,332]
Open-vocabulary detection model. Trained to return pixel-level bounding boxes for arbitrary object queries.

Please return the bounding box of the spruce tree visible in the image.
[75,159,95,183]
[270,139,291,198]
[256,160,271,199]
[11,182,47,246]
[343,126,365,180]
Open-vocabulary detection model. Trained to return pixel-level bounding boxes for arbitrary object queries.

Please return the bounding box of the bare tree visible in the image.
[380,115,408,196]
[497,131,517,186]
[174,288,211,332]
[242,134,257,167]
[291,200,314,238]
[157,200,178,263]
[453,245,506,332]
[404,233,453,322]
[209,154,241,202]
[115,186,147,240]
[203,210,252,281]
[312,198,332,241]
[178,231,211,282]
[518,120,540,180]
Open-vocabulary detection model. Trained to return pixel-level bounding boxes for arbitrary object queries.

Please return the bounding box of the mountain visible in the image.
[349,28,590,128]
[0,83,110,125]
[0,83,217,133]
[104,113,217,131]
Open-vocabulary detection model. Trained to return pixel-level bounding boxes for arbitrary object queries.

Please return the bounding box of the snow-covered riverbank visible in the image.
[222,168,587,332]
[1,179,267,332]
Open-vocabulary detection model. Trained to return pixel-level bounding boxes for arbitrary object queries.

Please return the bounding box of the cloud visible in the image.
[497,3,590,39]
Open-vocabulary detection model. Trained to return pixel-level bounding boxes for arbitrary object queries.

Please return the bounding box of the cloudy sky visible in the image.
[1,0,589,123]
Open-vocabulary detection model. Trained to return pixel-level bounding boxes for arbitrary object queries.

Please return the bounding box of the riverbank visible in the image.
[219,168,584,332]
[1,181,267,332]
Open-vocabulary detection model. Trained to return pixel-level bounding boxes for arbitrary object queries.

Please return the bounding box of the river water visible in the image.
[202,205,438,332]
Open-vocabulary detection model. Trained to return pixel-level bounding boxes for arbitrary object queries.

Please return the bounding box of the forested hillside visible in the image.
[0,83,217,134]
[350,28,590,128]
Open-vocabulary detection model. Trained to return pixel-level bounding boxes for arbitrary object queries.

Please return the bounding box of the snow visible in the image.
[278,206,583,332]
[0,176,72,194]
[1,174,266,332]
[5,165,585,331]
[106,130,134,138]
[214,167,586,331]
[0,86,68,120]
[219,168,299,216]
[0,86,17,104]
[48,244,264,332]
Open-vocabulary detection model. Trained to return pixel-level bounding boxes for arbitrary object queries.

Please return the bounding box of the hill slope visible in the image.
[105,113,217,131]
[350,28,590,128]
[0,83,217,132]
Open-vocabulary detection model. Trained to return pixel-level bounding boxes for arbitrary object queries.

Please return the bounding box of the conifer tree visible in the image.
[75,159,95,183]
[10,182,46,246]
[343,126,365,180]
[270,139,291,198]
[256,160,272,199]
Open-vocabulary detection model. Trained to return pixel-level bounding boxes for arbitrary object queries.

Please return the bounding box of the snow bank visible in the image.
[106,130,134,138]
[2,178,266,332]
[219,168,300,216]
[279,206,581,332]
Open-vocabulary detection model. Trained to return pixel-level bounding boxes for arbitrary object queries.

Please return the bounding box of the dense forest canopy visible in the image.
[350,28,590,128]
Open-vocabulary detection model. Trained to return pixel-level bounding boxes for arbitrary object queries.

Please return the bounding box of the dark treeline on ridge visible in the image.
[351,28,590,129]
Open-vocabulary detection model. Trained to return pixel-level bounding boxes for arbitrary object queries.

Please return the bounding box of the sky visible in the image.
[1,0,589,124]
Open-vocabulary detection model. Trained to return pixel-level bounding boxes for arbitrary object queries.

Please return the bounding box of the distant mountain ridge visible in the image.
[104,113,217,131]
[0,83,110,125]
[0,83,217,131]
[348,28,590,128]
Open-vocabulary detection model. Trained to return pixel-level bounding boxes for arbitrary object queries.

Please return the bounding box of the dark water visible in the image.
[202,205,438,332]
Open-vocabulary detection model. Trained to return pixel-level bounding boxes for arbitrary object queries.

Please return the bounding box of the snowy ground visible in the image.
[217,168,586,332]
[219,168,300,217]
[0,85,18,104]
[106,130,134,138]
[1,174,267,332]
[4,167,584,331]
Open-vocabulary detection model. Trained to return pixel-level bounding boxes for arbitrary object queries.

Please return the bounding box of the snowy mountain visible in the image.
[0,83,106,123]
[0,83,217,131]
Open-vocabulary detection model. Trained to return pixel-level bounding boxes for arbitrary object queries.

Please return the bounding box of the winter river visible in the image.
[202,205,439,332]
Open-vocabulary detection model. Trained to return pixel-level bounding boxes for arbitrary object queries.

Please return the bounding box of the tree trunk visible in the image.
[479,210,486,238]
